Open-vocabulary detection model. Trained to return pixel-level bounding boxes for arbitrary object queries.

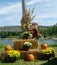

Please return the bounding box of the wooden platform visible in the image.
[13,39,38,50]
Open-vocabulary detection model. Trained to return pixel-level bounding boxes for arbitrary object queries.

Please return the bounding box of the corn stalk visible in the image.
[21,8,35,32]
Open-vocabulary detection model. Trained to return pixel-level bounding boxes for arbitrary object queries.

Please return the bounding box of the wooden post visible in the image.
[22,0,26,15]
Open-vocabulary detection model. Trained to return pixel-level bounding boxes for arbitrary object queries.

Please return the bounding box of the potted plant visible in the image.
[23,42,32,51]
[22,32,30,39]
[41,48,55,60]
[2,50,20,62]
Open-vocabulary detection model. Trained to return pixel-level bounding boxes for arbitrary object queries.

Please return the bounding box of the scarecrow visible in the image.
[29,23,41,39]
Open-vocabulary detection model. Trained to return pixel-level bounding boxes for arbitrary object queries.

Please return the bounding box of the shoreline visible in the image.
[0,37,57,40]
[39,37,57,40]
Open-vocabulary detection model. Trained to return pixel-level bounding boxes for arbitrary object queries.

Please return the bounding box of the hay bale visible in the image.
[13,39,38,50]
[20,49,41,60]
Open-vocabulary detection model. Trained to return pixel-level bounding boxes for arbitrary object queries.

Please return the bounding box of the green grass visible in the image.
[0,44,4,48]
[0,46,57,65]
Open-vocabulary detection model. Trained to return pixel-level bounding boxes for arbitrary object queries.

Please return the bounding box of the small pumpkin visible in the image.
[5,45,11,51]
[26,54,35,61]
[41,43,48,49]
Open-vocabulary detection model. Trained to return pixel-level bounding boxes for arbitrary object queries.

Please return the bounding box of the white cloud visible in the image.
[38,13,57,19]
[0,0,57,26]
[0,15,21,26]
[0,0,50,15]
[0,2,21,14]
[0,2,22,26]
[27,0,50,5]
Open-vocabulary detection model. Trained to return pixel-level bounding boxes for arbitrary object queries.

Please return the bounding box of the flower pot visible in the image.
[24,48,30,51]
[10,59,16,62]
[5,57,16,62]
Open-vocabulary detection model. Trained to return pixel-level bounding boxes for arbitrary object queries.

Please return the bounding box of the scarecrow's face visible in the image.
[32,24,38,29]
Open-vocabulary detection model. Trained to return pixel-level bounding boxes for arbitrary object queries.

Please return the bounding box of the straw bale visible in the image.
[13,39,38,50]
[20,49,41,60]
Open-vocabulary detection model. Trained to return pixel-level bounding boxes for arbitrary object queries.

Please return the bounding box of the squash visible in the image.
[5,45,11,51]
[41,43,48,49]
[26,54,35,61]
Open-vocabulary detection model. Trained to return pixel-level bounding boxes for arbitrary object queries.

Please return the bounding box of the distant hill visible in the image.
[39,26,51,30]
[0,25,51,32]
[0,26,22,32]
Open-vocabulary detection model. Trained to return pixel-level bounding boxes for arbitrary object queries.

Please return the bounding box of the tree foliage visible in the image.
[39,24,57,38]
[0,24,57,38]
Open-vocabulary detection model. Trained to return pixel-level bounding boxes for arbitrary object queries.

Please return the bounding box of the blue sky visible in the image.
[0,0,57,26]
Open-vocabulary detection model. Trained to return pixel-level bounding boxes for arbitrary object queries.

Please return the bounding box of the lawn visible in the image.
[0,45,57,65]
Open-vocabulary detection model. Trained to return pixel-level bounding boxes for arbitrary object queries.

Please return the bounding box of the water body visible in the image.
[38,38,57,45]
[0,38,57,46]
[0,38,14,46]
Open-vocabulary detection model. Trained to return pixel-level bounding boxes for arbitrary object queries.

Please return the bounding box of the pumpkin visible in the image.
[5,45,11,51]
[26,54,35,61]
[41,43,48,49]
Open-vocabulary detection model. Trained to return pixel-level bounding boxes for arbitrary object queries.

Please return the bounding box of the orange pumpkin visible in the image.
[41,43,48,49]
[5,45,11,51]
[26,54,35,61]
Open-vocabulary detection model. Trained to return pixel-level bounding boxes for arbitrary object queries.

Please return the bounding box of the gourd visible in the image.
[5,45,11,51]
[26,54,35,61]
[41,43,48,49]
